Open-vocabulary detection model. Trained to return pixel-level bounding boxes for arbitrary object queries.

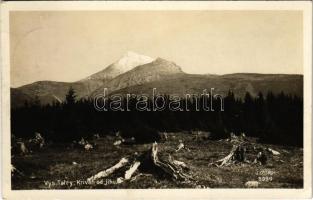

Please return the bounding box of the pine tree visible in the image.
[65,87,76,105]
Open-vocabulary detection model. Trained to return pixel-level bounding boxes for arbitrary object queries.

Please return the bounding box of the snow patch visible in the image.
[115,51,155,72]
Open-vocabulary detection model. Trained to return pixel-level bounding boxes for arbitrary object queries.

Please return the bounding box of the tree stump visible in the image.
[87,142,192,184]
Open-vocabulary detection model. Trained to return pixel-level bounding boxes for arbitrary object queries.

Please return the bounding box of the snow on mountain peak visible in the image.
[115,51,155,71]
[80,51,155,82]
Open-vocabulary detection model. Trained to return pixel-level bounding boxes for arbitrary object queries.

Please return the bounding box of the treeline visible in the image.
[11,88,303,146]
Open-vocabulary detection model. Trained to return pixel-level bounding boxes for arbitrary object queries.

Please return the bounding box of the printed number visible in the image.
[258,176,273,182]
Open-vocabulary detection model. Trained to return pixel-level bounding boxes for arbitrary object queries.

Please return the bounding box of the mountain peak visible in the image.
[154,57,173,64]
[148,57,183,73]
[81,51,154,82]
[116,51,154,68]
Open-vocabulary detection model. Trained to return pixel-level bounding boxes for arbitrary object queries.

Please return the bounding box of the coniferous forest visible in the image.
[11,88,303,146]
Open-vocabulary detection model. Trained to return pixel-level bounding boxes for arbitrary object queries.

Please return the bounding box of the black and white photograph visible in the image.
[1,1,312,199]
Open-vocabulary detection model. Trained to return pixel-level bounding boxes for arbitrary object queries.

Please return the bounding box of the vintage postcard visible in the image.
[1,1,312,199]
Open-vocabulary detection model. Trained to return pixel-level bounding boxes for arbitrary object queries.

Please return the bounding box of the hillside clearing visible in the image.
[12,132,303,189]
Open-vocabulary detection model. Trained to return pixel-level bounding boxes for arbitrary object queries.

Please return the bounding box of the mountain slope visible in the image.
[11,81,92,107]
[11,88,35,108]
[11,51,303,108]
[11,52,155,107]
[91,57,184,97]
[78,51,155,92]
[108,73,303,99]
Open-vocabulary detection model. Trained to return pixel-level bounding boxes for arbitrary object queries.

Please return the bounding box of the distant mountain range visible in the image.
[11,51,303,108]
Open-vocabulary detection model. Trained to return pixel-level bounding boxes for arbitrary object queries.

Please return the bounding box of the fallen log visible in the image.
[168,155,189,170]
[87,142,193,185]
[124,161,141,180]
[210,137,274,167]
[87,157,129,182]
[175,140,190,152]
[267,148,280,155]
[175,142,184,152]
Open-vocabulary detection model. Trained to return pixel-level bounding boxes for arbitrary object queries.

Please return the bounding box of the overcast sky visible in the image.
[10,11,303,87]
